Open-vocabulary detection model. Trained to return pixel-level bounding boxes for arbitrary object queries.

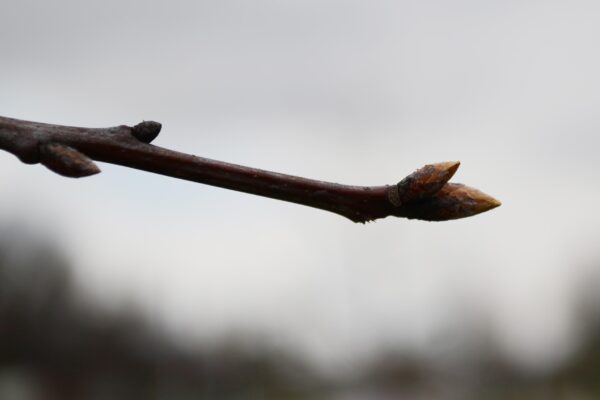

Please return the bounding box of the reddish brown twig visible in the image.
[0,115,500,223]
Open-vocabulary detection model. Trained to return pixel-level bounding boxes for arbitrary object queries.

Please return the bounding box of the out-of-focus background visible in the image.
[2,1,600,398]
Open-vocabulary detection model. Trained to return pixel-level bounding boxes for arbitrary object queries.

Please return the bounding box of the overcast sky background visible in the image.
[2,0,600,375]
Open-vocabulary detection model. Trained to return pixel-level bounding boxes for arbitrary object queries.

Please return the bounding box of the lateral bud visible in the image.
[131,121,162,143]
[401,183,501,221]
[39,143,100,178]
[388,161,460,206]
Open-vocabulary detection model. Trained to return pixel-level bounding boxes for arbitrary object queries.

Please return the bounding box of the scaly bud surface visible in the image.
[399,183,501,221]
[388,161,460,206]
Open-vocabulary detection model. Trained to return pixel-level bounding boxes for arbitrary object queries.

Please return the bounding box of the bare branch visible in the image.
[0,115,500,223]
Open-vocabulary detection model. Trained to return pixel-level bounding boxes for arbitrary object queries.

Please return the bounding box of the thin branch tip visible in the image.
[0,115,501,222]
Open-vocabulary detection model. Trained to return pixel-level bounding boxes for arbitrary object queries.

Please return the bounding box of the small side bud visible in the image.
[39,143,100,178]
[388,161,460,206]
[131,121,162,143]
[401,183,501,221]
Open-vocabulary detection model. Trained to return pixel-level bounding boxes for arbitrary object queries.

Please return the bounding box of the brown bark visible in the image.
[0,115,500,223]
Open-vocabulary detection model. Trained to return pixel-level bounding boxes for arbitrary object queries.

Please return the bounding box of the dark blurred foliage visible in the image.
[2,230,600,400]
[0,231,323,399]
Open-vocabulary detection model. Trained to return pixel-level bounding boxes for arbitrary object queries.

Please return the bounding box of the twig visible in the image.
[0,115,500,223]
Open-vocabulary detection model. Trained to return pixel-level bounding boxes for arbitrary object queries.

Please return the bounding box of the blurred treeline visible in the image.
[1,229,600,399]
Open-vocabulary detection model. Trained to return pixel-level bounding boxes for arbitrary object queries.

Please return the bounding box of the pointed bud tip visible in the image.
[418,160,461,180]
[446,184,502,219]
[426,160,461,184]
[399,183,501,221]
[440,160,460,176]
[391,160,461,205]
[462,185,501,214]
[488,197,502,209]
[481,196,502,213]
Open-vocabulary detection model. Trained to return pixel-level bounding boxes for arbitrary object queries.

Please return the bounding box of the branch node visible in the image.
[131,121,162,143]
[39,143,101,178]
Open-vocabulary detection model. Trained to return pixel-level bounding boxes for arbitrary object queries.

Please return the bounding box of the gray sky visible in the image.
[2,0,600,374]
